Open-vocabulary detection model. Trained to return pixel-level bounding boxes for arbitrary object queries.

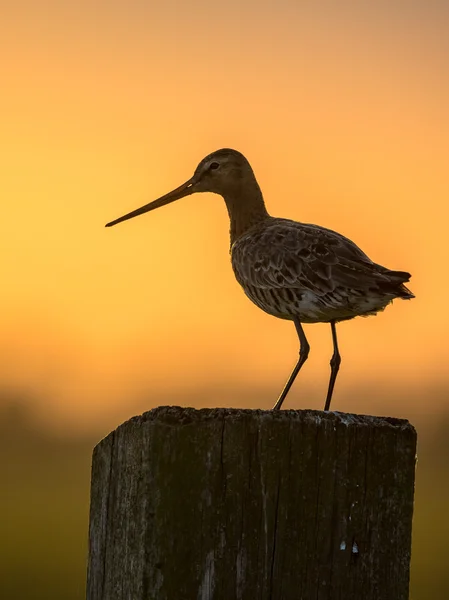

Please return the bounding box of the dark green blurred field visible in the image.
[2,400,448,600]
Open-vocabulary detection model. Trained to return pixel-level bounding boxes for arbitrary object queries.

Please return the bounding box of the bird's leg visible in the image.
[324,320,341,411]
[272,319,310,410]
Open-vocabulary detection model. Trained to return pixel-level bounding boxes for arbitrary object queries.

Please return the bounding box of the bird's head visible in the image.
[105,148,254,228]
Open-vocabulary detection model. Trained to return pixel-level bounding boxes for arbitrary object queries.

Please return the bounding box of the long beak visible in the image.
[105,178,196,227]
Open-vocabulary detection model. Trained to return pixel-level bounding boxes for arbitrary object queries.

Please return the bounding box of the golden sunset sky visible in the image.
[1,1,448,429]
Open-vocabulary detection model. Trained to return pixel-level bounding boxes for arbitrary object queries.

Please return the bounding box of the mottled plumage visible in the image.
[106,148,414,411]
[231,218,413,324]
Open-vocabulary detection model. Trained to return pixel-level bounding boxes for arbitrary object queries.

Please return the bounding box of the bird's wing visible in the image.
[232,219,398,294]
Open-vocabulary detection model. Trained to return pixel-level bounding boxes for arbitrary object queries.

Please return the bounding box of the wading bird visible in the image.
[106,149,414,411]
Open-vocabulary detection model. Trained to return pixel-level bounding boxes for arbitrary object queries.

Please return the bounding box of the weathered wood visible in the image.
[86,407,416,600]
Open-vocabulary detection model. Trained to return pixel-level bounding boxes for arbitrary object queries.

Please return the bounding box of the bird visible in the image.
[106,148,414,411]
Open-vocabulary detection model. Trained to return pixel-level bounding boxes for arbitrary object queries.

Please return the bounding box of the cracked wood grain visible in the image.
[86,407,416,600]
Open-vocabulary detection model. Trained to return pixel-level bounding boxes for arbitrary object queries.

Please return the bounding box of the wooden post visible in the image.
[87,407,416,600]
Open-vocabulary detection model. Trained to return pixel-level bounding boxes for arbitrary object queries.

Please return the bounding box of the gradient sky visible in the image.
[1,1,448,428]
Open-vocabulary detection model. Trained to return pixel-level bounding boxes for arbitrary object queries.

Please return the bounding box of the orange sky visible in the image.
[1,2,448,429]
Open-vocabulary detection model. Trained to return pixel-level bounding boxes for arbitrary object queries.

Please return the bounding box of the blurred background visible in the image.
[1,1,448,598]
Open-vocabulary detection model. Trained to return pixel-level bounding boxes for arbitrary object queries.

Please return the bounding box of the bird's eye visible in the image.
[209,162,220,170]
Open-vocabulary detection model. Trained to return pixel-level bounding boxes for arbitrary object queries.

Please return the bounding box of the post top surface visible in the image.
[97,406,416,450]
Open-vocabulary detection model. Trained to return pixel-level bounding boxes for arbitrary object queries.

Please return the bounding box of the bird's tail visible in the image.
[387,270,415,299]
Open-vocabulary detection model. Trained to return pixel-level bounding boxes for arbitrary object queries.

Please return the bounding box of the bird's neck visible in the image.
[223,181,269,245]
